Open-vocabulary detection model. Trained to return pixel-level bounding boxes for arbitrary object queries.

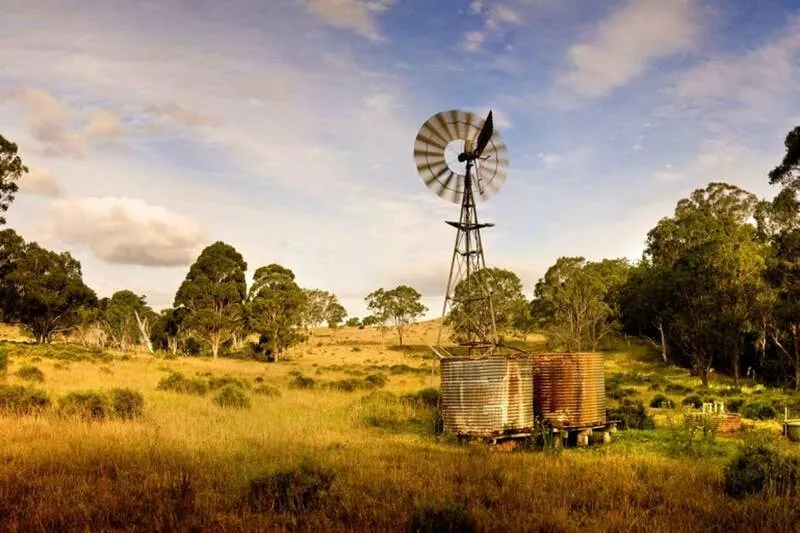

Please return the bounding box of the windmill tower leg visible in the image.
[437,161,498,354]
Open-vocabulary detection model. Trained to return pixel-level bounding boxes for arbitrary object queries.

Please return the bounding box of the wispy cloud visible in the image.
[556,0,700,100]
[302,0,394,40]
[19,167,63,198]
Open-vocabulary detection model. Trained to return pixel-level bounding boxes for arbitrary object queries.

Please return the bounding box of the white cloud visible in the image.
[19,168,63,198]
[676,17,800,122]
[469,0,484,14]
[557,0,699,99]
[486,5,523,30]
[145,103,216,128]
[46,197,207,267]
[464,31,486,52]
[653,170,684,182]
[302,0,393,40]
[86,109,123,136]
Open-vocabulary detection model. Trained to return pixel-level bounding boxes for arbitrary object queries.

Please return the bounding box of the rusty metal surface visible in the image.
[440,355,533,437]
[533,352,606,429]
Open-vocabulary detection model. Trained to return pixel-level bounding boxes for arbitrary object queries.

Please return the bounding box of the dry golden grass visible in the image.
[0,323,798,531]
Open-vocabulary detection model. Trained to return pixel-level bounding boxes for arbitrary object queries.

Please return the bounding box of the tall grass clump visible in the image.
[0,347,7,375]
[245,459,335,514]
[666,413,721,458]
[724,432,800,498]
[606,399,654,430]
[409,501,476,533]
[17,365,45,382]
[58,391,110,420]
[288,374,316,390]
[207,375,248,390]
[157,372,208,396]
[0,384,50,414]
[253,384,281,397]
[109,388,144,419]
[740,401,777,420]
[213,384,250,409]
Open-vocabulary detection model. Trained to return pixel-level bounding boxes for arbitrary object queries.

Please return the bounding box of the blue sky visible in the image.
[1,0,799,318]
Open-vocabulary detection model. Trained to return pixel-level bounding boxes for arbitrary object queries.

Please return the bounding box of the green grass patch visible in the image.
[17,365,44,382]
[157,372,209,396]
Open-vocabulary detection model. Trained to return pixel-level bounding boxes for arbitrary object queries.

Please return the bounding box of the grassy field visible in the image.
[1,323,800,532]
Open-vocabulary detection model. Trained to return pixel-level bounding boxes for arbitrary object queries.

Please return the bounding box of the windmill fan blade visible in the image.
[475,111,494,157]
[436,171,457,199]
[423,164,450,187]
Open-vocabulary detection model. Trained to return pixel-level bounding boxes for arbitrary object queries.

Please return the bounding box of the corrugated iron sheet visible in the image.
[440,355,533,438]
[533,352,606,429]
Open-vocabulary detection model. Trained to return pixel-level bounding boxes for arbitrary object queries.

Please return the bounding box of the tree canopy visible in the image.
[365,286,427,345]
[174,241,247,358]
[248,264,306,361]
[0,135,27,225]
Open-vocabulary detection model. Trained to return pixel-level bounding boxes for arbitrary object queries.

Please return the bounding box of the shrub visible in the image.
[681,394,703,409]
[0,348,7,374]
[17,365,44,383]
[157,372,208,396]
[288,374,316,389]
[253,384,281,397]
[184,337,202,356]
[364,373,387,388]
[606,384,636,401]
[213,384,250,409]
[409,502,476,533]
[740,401,777,420]
[402,388,440,409]
[667,413,720,458]
[246,459,335,514]
[726,397,745,413]
[208,375,247,390]
[718,386,742,397]
[58,391,109,420]
[665,383,693,395]
[109,388,144,419]
[0,384,50,414]
[724,433,799,498]
[607,399,654,430]
[649,394,673,409]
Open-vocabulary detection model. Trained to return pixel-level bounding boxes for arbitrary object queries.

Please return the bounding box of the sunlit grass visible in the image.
[1,324,799,530]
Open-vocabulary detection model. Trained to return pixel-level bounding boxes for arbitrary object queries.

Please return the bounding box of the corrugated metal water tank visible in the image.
[533,352,605,429]
[440,355,533,438]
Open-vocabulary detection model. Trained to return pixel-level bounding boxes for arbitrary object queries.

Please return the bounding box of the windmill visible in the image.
[413,110,509,355]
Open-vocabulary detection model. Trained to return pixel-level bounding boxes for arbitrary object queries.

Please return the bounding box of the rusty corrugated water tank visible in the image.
[440,355,533,438]
[533,352,605,429]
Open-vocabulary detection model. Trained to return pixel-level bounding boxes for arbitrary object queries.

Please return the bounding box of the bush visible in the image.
[157,372,208,396]
[325,378,361,392]
[740,401,777,420]
[667,413,720,458]
[606,384,636,401]
[184,337,202,356]
[665,383,693,395]
[208,375,247,390]
[724,433,799,498]
[58,391,109,420]
[109,388,144,419]
[253,384,281,397]
[213,384,250,409]
[681,394,703,409]
[402,388,440,409]
[649,394,673,409]
[0,384,50,414]
[607,399,654,430]
[726,397,745,413]
[288,374,316,389]
[246,459,335,514]
[364,373,387,388]
[409,502,476,533]
[0,348,7,374]
[17,365,44,383]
